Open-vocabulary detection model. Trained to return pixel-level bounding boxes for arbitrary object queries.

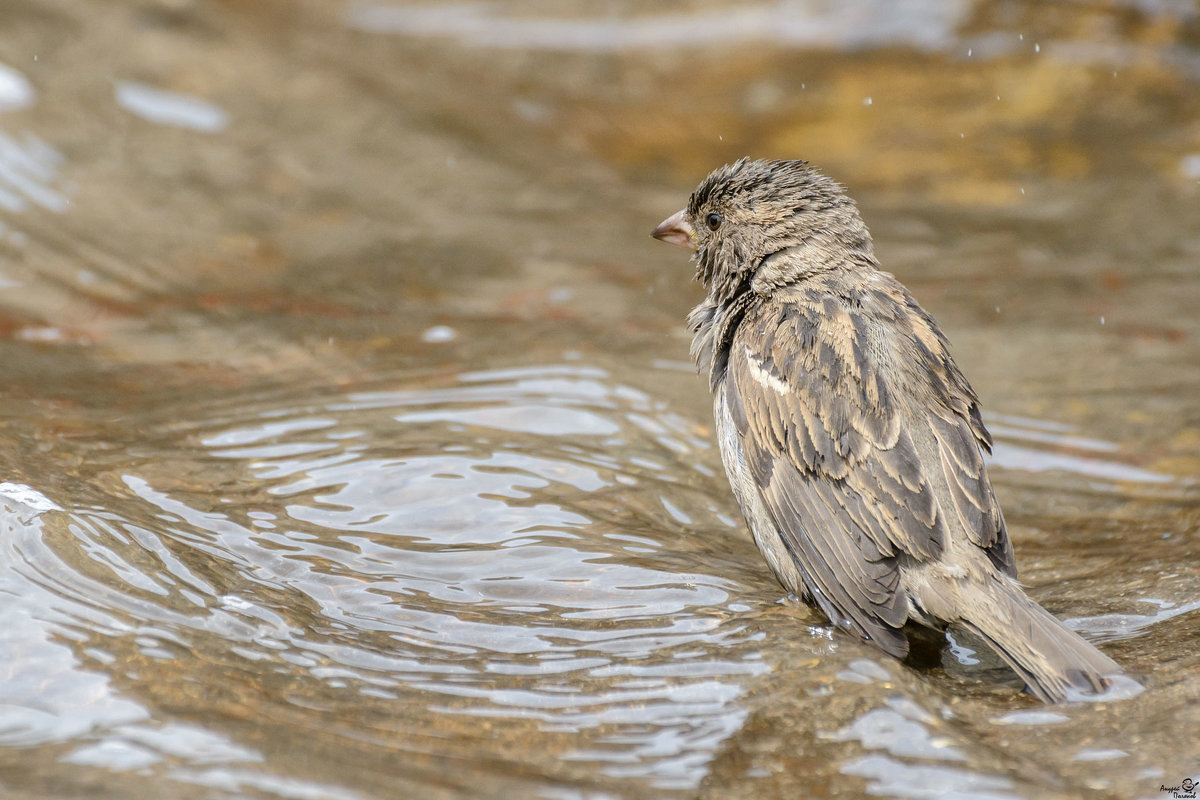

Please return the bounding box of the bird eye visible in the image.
[705,212,722,231]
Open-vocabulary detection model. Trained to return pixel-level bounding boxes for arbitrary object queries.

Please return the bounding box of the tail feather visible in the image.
[960,581,1124,703]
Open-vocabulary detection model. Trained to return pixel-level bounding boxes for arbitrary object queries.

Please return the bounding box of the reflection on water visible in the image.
[3,357,1195,796]
[0,63,34,112]
[1069,596,1200,643]
[3,364,777,793]
[0,0,1198,798]
[114,82,230,134]
[0,131,69,215]
[176,365,764,789]
[345,1,970,51]
[0,498,150,749]
[831,677,1023,800]
[841,755,1020,800]
[987,416,1178,486]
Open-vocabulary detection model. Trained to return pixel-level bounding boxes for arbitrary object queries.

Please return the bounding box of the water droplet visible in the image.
[1035,43,1040,53]
[863,97,872,106]
[967,48,972,57]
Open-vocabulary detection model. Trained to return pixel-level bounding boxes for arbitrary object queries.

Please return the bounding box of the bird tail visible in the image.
[959,580,1127,703]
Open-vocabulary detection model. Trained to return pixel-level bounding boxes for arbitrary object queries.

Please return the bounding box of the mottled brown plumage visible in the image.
[652,158,1127,703]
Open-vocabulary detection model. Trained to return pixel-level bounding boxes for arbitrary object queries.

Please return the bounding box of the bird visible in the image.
[651,158,1126,703]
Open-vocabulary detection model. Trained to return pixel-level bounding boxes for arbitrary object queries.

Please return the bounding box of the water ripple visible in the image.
[8,364,768,791]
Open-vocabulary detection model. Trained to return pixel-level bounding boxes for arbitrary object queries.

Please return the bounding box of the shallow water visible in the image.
[0,1,1197,798]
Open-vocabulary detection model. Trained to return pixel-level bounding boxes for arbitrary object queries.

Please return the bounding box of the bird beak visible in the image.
[651,209,695,250]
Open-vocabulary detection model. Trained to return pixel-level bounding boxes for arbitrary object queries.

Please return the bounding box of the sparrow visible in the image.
[652,158,1125,703]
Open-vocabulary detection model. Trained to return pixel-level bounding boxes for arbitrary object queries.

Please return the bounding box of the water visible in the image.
[0,1,1197,798]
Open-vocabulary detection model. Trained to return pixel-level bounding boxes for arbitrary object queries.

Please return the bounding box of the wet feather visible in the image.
[659,158,1127,702]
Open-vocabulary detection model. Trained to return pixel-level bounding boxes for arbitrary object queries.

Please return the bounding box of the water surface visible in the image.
[0,2,1197,798]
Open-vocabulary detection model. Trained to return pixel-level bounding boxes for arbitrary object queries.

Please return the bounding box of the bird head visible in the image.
[652,159,875,304]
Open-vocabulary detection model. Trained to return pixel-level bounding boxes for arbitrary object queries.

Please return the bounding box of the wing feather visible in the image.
[722,280,1014,650]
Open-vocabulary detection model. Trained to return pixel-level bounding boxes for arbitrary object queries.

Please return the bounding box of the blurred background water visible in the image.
[0,1,1197,798]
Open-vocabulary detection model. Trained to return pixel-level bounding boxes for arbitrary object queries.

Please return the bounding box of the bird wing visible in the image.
[723,284,1010,655]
